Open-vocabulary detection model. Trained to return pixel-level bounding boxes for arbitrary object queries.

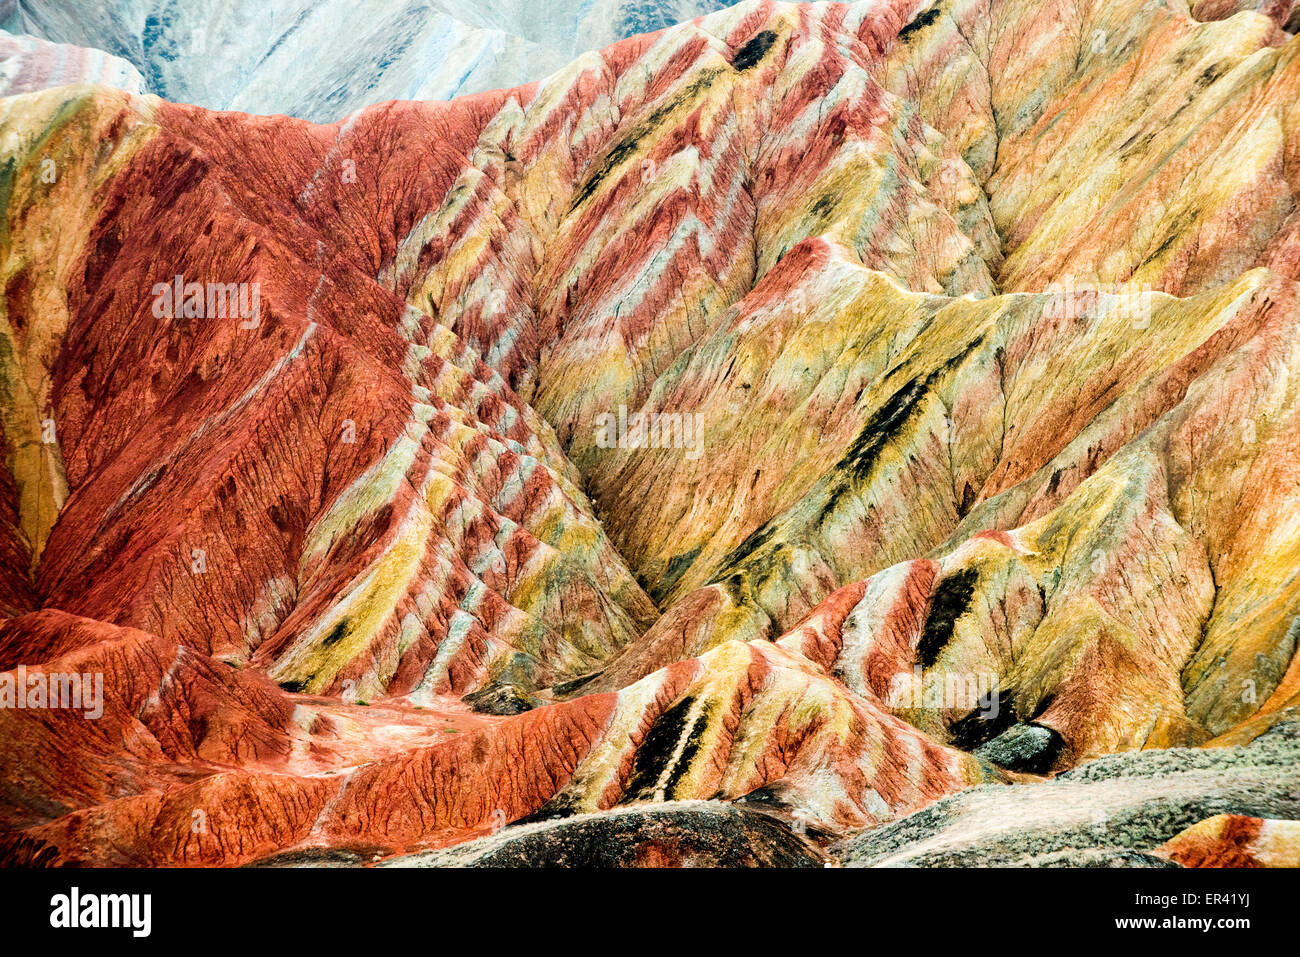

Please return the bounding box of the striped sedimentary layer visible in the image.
[0,610,987,864]
[0,28,143,98]
[586,264,1300,769]
[0,0,1299,865]
[0,85,657,703]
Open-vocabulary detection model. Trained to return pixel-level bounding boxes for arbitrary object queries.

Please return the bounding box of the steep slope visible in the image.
[1,86,660,702]
[566,1,1300,759]
[1,0,1299,867]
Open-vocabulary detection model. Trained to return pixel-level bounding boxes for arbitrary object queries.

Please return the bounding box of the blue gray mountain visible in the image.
[1,0,737,121]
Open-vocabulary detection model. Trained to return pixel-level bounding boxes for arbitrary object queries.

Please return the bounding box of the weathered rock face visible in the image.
[1,0,1299,867]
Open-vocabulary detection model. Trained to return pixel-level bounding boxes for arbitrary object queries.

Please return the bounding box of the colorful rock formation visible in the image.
[1,0,1299,866]
[1155,813,1300,867]
[0,28,142,98]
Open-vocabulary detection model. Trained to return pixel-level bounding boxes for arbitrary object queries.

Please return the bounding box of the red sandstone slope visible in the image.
[0,609,986,865]
[2,0,1300,867]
